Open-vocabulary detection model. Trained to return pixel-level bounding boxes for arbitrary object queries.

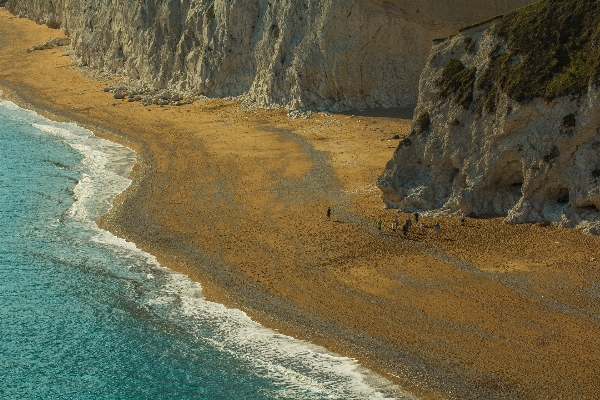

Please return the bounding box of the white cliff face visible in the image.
[5,0,532,111]
[378,22,600,234]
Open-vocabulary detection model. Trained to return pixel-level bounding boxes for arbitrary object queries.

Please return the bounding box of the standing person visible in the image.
[327,207,331,220]
[434,222,441,236]
[377,219,382,230]
[414,212,419,223]
[460,210,466,224]
[406,219,412,231]
[392,220,397,233]
[402,222,408,236]
[394,216,399,227]
[419,223,425,235]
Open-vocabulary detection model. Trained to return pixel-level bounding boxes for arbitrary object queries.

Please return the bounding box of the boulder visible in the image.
[26,37,70,52]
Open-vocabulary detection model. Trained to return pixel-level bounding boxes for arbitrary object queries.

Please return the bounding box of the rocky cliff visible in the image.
[5,0,532,111]
[378,0,600,233]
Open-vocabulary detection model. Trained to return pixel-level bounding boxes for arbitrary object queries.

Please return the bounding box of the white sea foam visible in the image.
[32,123,81,140]
[91,228,163,271]
[91,228,410,397]
[66,173,93,221]
[31,122,134,222]
[2,99,416,399]
[0,96,22,112]
[143,269,412,399]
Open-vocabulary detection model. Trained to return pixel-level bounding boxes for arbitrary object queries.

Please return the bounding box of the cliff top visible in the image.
[480,0,600,109]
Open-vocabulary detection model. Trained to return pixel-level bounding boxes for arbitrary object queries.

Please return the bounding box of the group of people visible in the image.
[328,206,464,238]
[378,211,442,237]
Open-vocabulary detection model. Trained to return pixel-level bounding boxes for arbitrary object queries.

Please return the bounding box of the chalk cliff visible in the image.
[378,0,600,233]
[5,0,532,111]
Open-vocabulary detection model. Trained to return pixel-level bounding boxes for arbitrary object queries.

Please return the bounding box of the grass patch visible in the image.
[439,59,476,109]
[477,0,600,112]
[416,112,431,133]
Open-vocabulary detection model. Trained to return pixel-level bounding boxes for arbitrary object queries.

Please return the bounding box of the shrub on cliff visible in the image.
[478,0,600,112]
[416,112,431,133]
[438,59,477,109]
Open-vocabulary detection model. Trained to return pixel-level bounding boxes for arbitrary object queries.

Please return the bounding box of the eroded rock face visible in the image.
[378,8,600,234]
[5,0,532,110]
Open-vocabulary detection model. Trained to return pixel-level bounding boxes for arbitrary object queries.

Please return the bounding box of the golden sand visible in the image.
[2,10,600,399]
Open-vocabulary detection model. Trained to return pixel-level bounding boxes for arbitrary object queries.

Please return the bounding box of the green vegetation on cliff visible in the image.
[439,58,477,109]
[478,0,600,112]
[416,111,431,133]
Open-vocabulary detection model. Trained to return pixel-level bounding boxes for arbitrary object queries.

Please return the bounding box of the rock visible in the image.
[113,88,127,99]
[378,0,600,234]
[26,37,70,52]
[288,110,312,120]
[156,91,171,100]
[7,0,533,111]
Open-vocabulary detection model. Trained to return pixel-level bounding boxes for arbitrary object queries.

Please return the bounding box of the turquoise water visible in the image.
[0,99,410,399]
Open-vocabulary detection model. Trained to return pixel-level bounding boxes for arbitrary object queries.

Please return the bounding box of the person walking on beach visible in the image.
[377,219,382,230]
[434,222,441,236]
[406,219,412,231]
[414,212,419,223]
[392,220,397,233]
[460,210,466,224]
[402,222,408,236]
[419,223,425,235]
[327,207,331,220]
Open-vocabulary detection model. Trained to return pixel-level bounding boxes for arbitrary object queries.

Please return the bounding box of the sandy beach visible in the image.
[2,10,600,399]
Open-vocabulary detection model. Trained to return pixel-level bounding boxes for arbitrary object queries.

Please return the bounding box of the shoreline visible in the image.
[0,98,406,398]
[0,81,433,399]
[3,9,600,399]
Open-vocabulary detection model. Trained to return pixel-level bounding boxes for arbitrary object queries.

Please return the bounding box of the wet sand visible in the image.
[2,9,600,399]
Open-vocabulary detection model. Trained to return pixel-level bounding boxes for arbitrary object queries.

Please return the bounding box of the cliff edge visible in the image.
[5,0,532,111]
[378,0,600,233]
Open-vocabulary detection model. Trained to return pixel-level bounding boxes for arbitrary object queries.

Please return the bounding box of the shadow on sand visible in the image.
[334,105,416,120]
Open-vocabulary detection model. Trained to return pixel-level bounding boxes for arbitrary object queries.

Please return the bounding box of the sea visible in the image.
[0,98,413,399]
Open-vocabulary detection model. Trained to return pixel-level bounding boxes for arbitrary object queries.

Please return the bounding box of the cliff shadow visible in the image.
[335,105,416,120]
